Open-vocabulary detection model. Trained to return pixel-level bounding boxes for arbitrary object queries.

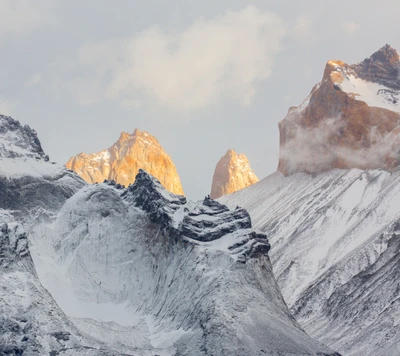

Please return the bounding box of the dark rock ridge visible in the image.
[121,169,187,227]
[0,114,48,160]
[121,169,270,262]
[355,44,400,90]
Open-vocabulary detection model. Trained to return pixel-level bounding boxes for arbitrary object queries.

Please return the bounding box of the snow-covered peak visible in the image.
[0,114,48,160]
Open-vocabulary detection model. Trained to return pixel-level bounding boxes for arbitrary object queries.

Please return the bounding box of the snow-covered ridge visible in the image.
[221,168,400,355]
[0,114,48,160]
[121,169,269,260]
[28,169,338,355]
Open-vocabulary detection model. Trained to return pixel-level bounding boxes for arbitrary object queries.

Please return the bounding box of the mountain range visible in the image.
[1,44,400,355]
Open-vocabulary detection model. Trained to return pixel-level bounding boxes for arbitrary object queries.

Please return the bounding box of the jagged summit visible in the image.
[354,44,400,90]
[368,44,398,62]
[0,114,48,160]
[66,128,184,195]
[210,149,258,199]
[278,44,400,176]
[121,169,269,259]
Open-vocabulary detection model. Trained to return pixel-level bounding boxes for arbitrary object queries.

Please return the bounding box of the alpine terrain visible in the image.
[66,129,184,195]
[222,45,400,356]
[0,114,339,355]
[210,149,258,199]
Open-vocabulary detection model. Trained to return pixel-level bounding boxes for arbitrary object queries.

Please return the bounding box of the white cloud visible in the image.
[0,0,55,38]
[342,22,361,35]
[58,6,286,111]
[291,15,318,45]
[0,98,17,115]
[24,72,42,87]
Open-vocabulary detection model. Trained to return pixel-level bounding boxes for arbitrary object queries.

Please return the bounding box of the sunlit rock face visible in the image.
[278,44,400,176]
[210,149,258,199]
[66,129,184,195]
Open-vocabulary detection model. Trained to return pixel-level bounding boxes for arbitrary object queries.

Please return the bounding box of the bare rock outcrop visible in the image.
[278,44,400,175]
[210,149,258,199]
[66,129,184,195]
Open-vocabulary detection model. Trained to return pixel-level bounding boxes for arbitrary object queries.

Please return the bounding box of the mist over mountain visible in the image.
[223,45,400,356]
[278,44,400,176]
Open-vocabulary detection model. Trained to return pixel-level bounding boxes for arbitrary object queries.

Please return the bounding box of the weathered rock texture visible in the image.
[278,44,400,175]
[66,129,184,195]
[210,149,258,199]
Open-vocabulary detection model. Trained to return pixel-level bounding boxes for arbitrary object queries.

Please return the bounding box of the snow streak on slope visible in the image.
[221,169,400,355]
[29,171,339,356]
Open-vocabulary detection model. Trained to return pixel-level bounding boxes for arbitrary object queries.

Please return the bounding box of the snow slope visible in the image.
[0,115,132,355]
[0,215,130,355]
[29,171,339,356]
[221,169,400,355]
[338,72,399,113]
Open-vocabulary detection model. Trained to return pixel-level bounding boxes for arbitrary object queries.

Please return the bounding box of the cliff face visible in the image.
[66,129,184,195]
[210,149,258,199]
[278,44,400,175]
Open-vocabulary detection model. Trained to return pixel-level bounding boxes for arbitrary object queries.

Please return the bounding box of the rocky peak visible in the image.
[122,169,186,226]
[121,169,269,262]
[0,114,48,160]
[278,45,400,176]
[210,149,258,199]
[355,44,400,90]
[369,44,399,63]
[66,129,184,195]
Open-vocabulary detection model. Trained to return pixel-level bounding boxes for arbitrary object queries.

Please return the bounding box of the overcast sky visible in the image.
[1,0,399,199]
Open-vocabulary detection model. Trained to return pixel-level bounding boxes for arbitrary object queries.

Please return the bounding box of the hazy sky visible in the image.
[1,0,399,199]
